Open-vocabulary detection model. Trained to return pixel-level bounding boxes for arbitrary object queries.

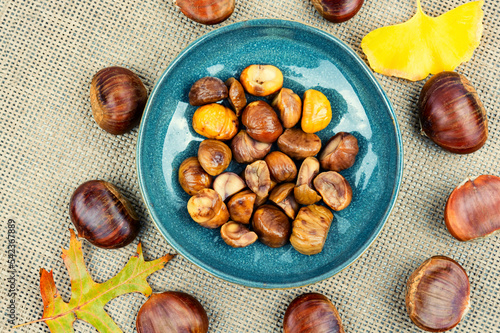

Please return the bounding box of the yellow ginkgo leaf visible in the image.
[361,0,484,81]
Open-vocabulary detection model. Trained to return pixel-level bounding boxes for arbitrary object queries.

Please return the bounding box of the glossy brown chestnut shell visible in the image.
[90,66,148,135]
[178,157,213,196]
[284,293,345,333]
[445,175,500,241]
[252,205,290,248]
[319,132,359,171]
[406,256,470,332]
[189,77,228,106]
[241,100,283,143]
[265,151,297,183]
[311,0,364,23]
[419,71,488,154]
[136,291,208,333]
[277,128,322,160]
[176,0,235,25]
[69,180,140,249]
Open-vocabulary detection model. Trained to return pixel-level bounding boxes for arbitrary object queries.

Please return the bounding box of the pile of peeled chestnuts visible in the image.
[178,64,360,255]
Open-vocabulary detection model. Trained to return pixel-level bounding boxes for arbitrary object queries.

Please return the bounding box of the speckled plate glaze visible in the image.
[137,19,403,289]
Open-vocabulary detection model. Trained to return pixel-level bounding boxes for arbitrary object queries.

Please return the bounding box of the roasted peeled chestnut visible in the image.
[269,183,299,219]
[230,130,272,163]
[178,157,213,195]
[252,205,291,248]
[90,66,147,135]
[239,64,283,96]
[445,175,500,241]
[284,293,344,333]
[290,205,334,255]
[245,160,272,198]
[225,77,247,115]
[198,139,232,176]
[271,88,302,128]
[311,0,364,23]
[189,77,228,106]
[406,256,470,332]
[227,189,256,224]
[175,0,235,25]
[265,151,297,183]
[192,103,238,140]
[220,221,258,248]
[187,188,229,228]
[241,100,283,143]
[294,157,322,205]
[319,132,359,171]
[136,291,208,333]
[419,71,488,154]
[277,128,322,160]
[69,180,140,249]
[212,172,246,201]
[302,89,332,133]
[314,172,352,211]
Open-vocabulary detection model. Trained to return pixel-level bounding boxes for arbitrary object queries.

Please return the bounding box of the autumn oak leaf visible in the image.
[16,229,175,333]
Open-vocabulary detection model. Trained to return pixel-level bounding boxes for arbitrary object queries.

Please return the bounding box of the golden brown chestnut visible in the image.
[178,157,213,196]
[225,78,247,115]
[90,66,147,135]
[245,160,272,198]
[319,132,359,171]
[239,64,283,96]
[271,88,302,128]
[290,205,334,255]
[269,183,299,219]
[284,293,344,333]
[252,205,291,248]
[69,180,140,249]
[136,291,208,333]
[227,189,256,224]
[419,71,488,154]
[265,151,297,183]
[192,103,238,140]
[212,172,246,201]
[220,221,258,248]
[445,175,500,241]
[230,130,272,164]
[294,157,322,205]
[277,128,322,160]
[198,139,232,176]
[311,0,364,23]
[406,256,470,332]
[187,188,229,228]
[241,100,283,143]
[302,89,332,133]
[189,77,228,106]
[175,0,235,25]
[314,172,352,211]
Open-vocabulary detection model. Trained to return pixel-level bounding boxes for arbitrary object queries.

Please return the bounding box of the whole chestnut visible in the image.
[90,66,147,135]
[220,221,258,248]
[245,160,272,198]
[192,103,238,140]
[176,0,235,25]
[406,256,470,332]
[302,89,332,134]
[225,77,247,115]
[445,175,500,241]
[314,172,352,211]
[227,189,256,224]
[231,130,272,164]
[198,139,232,176]
[290,205,334,255]
[284,293,344,333]
[178,157,213,196]
[69,180,140,249]
[419,71,488,154]
[189,77,228,106]
[271,88,302,128]
[241,100,283,143]
[265,151,297,183]
[277,128,322,160]
[319,132,359,171]
[136,291,208,333]
[294,157,322,205]
[187,188,229,228]
[239,64,283,96]
[252,205,291,248]
[311,0,364,23]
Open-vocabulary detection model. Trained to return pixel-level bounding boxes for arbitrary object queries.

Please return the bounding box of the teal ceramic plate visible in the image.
[137,19,403,289]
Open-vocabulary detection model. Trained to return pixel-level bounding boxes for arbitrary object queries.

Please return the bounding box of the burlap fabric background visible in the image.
[1,0,498,332]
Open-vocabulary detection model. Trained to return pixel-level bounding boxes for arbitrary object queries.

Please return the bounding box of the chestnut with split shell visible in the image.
[227,189,256,224]
[212,172,246,201]
[252,205,291,248]
[187,188,229,228]
[198,139,232,176]
[294,157,322,205]
[271,88,302,128]
[176,0,235,25]
[225,77,247,115]
[290,205,334,255]
[220,221,258,248]
[311,0,364,23]
[277,128,322,160]
[189,76,228,106]
[269,183,299,219]
[284,293,345,333]
[241,100,283,143]
[265,151,297,183]
[406,256,470,332]
[231,130,272,164]
[445,175,500,241]
[319,132,359,171]
[178,157,213,196]
[245,160,272,198]
[314,171,352,211]
[240,64,284,96]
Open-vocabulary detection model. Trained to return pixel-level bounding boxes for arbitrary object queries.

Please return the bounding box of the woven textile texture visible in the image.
[1,0,499,332]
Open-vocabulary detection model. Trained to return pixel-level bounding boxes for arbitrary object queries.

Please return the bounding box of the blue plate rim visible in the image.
[136,19,404,289]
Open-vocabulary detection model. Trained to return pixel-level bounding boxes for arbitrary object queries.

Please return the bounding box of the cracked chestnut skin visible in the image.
[189,77,228,106]
[290,205,334,255]
[294,157,322,205]
[220,221,258,248]
[277,128,322,160]
[265,151,297,183]
[227,189,256,224]
[178,157,213,196]
[252,205,291,248]
[231,130,272,164]
[241,100,283,143]
[314,171,352,211]
[319,132,359,172]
